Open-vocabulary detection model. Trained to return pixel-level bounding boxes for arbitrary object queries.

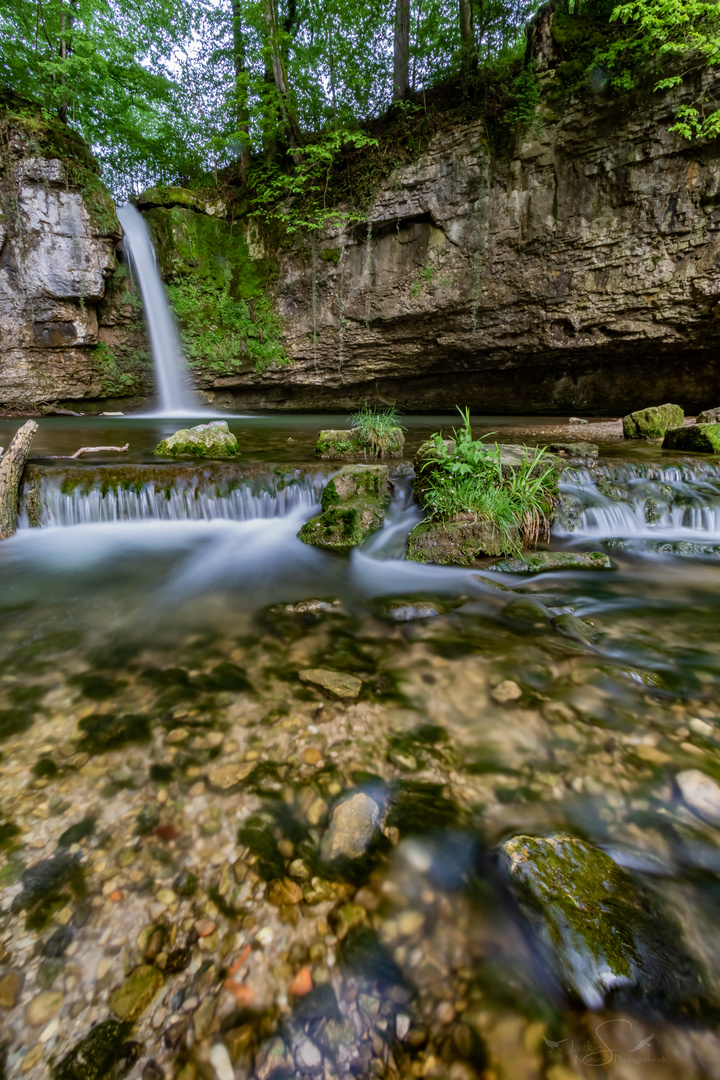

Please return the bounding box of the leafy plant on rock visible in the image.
[422,407,557,554]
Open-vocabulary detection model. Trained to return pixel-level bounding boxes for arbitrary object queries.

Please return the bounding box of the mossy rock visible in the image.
[622,404,684,440]
[546,441,599,457]
[493,551,614,573]
[316,427,404,460]
[135,185,226,217]
[406,515,514,564]
[154,421,239,460]
[108,965,164,1022]
[501,834,705,1009]
[299,465,391,551]
[52,1019,141,1080]
[316,430,365,459]
[662,423,720,453]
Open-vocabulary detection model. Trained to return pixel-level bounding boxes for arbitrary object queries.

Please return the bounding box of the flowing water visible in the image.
[117,205,199,417]
[2,414,720,1079]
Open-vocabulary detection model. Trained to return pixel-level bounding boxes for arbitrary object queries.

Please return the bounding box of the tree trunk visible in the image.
[459,0,476,81]
[393,0,410,101]
[0,421,38,540]
[262,0,302,160]
[231,0,251,174]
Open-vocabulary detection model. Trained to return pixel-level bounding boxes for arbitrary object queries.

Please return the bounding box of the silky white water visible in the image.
[117,203,199,416]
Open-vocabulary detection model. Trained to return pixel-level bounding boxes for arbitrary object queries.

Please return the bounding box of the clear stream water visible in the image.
[1,414,720,1079]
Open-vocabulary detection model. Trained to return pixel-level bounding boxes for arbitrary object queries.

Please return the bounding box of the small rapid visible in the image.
[556,457,720,545]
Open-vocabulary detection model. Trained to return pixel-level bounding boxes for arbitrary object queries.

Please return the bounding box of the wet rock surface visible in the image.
[623,404,684,440]
[154,421,240,460]
[663,423,720,453]
[493,551,614,573]
[298,464,391,550]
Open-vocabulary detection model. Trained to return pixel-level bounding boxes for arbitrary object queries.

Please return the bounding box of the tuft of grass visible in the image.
[349,404,405,457]
[422,407,557,555]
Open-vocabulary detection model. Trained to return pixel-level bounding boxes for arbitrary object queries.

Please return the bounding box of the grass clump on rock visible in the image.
[316,405,404,460]
[407,409,558,565]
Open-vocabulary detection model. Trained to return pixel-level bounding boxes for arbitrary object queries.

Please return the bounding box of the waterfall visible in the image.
[117,203,199,416]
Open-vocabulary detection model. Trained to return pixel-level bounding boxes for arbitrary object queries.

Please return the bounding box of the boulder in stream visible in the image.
[406,515,513,564]
[316,427,404,459]
[696,407,720,424]
[662,423,720,453]
[154,420,239,459]
[298,464,391,550]
[501,834,705,1009]
[622,403,684,439]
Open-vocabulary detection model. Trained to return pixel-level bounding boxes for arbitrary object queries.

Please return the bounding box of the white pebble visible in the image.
[209,1042,234,1080]
[39,1016,60,1044]
[676,769,720,826]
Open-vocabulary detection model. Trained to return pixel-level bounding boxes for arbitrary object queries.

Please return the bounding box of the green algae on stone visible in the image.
[501,834,704,1009]
[406,516,512,565]
[298,465,391,550]
[108,965,164,1022]
[622,403,684,439]
[493,551,614,573]
[154,421,239,460]
[52,1019,140,1080]
[77,713,151,755]
[662,423,720,453]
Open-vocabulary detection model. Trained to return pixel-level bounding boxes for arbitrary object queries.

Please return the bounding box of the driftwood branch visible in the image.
[43,444,130,460]
[0,420,39,539]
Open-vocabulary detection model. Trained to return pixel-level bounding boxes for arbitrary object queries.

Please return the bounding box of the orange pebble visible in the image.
[229,944,252,976]
[110,890,122,902]
[194,919,217,938]
[224,980,254,1004]
[289,965,313,996]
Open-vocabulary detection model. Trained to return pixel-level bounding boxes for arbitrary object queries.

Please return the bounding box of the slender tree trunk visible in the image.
[459,0,476,83]
[231,0,251,173]
[0,421,38,540]
[59,4,67,122]
[393,0,410,101]
[262,0,302,159]
[328,22,338,128]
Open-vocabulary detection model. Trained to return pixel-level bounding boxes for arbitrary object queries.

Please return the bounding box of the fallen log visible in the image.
[0,420,39,539]
[42,444,130,460]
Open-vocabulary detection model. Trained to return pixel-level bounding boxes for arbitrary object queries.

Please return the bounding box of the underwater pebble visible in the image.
[320,791,383,862]
[676,770,720,826]
[299,668,362,698]
[209,1042,234,1080]
[491,680,522,704]
[26,990,64,1026]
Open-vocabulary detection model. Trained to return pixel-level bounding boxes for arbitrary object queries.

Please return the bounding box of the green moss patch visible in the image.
[663,424,720,453]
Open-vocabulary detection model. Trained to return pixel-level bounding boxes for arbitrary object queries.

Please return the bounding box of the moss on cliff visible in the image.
[143,205,288,375]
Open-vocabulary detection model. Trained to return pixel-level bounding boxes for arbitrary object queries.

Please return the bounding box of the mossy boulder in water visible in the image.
[501,834,704,1009]
[662,423,720,453]
[316,427,404,460]
[622,404,684,439]
[406,515,513,564]
[108,965,164,1021]
[298,465,391,550]
[154,421,239,459]
[52,1019,141,1080]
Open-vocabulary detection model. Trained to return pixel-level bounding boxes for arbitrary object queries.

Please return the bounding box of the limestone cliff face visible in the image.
[0,107,150,410]
[202,66,720,414]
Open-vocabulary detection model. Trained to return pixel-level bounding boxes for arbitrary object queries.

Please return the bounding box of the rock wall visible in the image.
[205,62,720,414]
[0,105,151,411]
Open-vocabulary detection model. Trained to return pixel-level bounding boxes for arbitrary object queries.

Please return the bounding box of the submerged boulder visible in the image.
[622,404,684,440]
[406,515,514,564]
[154,421,239,459]
[316,427,404,460]
[501,834,704,1009]
[546,441,599,457]
[298,464,391,550]
[662,423,720,453]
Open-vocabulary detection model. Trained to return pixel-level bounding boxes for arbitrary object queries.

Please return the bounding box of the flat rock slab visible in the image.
[623,403,683,439]
[546,441,599,457]
[493,551,614,573]
[299,668,362,698]
[663,423,720,453]
[206,762,255,792]
[320,792,383,862]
